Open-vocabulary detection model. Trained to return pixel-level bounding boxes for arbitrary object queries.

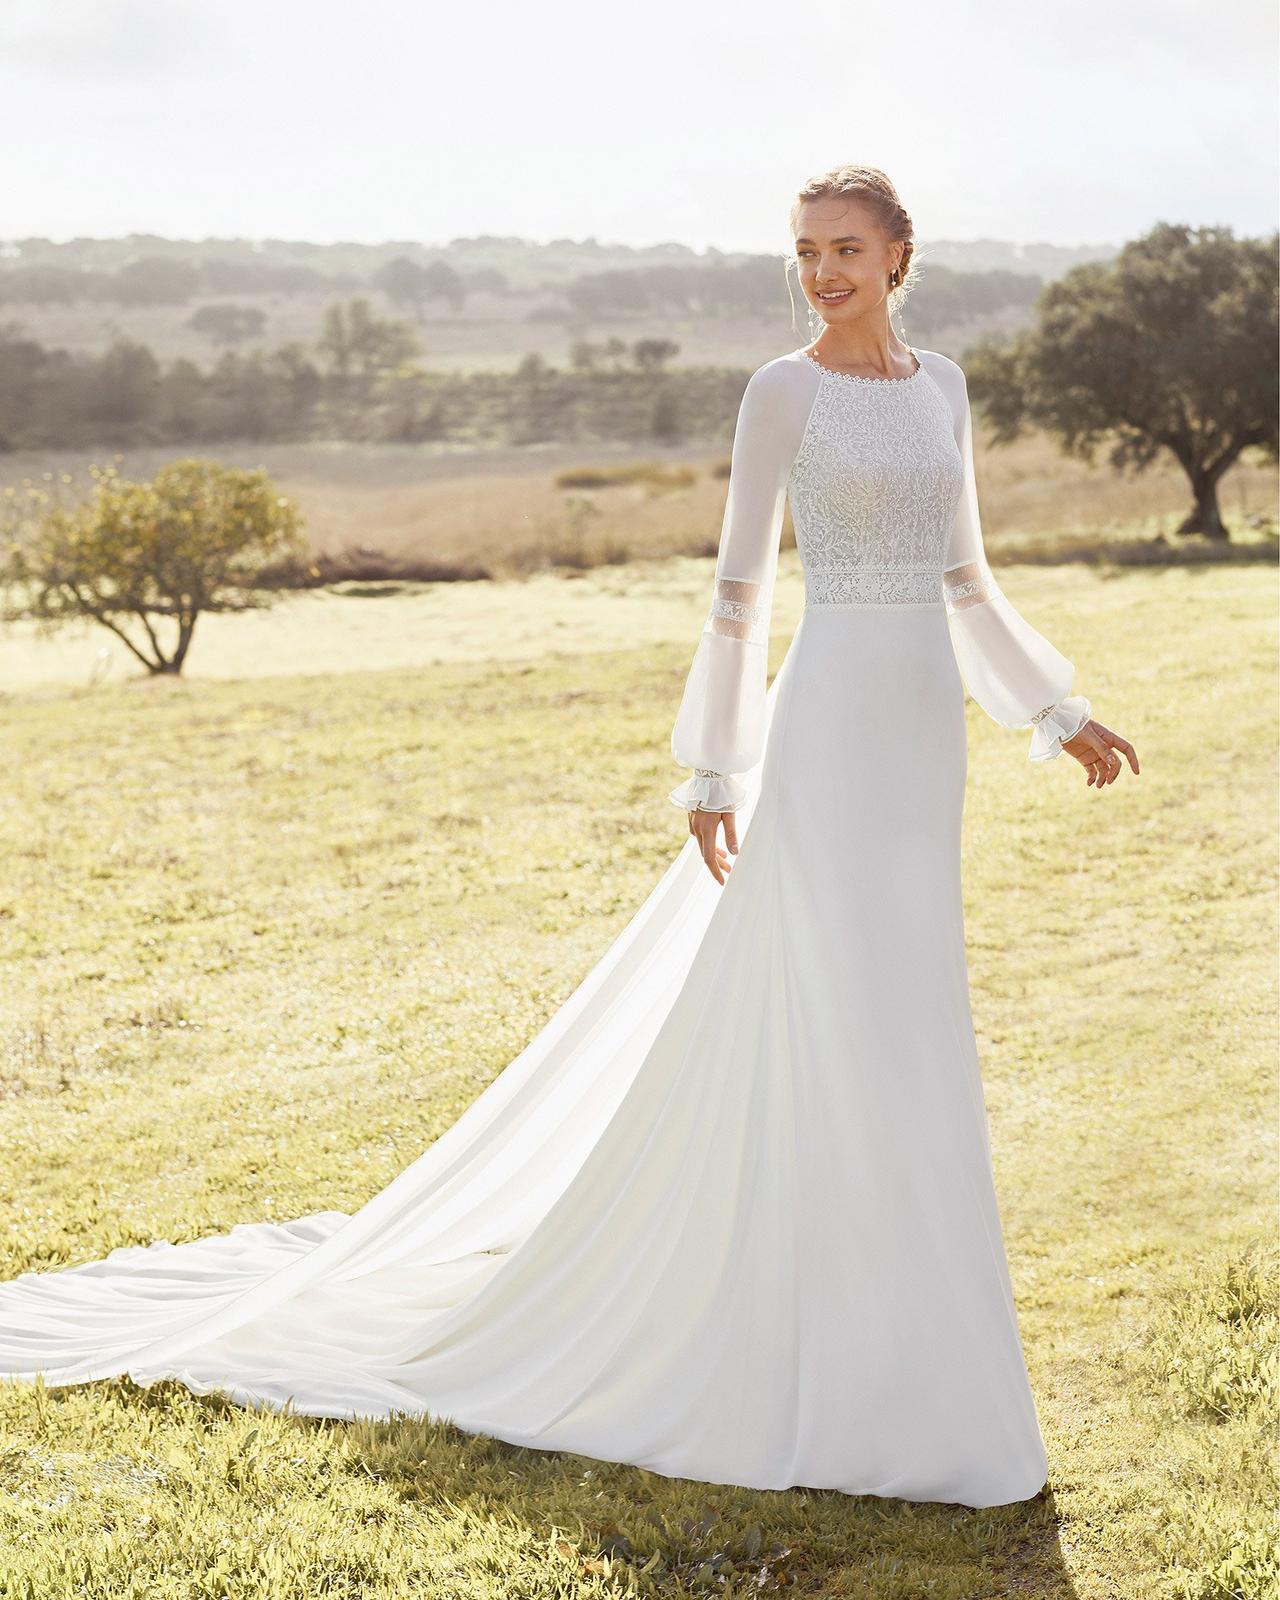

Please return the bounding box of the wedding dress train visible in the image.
[0,344,1091,1509]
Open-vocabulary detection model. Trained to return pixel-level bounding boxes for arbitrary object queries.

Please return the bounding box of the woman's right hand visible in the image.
[688,809,739,885]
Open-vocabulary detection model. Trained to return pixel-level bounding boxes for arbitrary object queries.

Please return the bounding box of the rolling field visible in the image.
[0,556,1275,1597]
[2,421,1275,592]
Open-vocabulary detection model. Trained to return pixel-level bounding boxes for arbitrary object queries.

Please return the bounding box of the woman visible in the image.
[0,165,1137,1511]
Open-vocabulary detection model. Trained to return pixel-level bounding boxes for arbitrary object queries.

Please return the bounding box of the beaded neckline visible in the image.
[796,347,924,386]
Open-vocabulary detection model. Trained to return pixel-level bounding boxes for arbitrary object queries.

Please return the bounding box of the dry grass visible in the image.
[2,424,1274,589]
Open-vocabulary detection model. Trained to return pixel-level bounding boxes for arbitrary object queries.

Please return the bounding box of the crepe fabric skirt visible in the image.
[0,597,1049,1510]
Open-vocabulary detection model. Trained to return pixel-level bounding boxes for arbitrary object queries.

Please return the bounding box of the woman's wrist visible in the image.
[1028,695,1092,761]
[668,769,748,812]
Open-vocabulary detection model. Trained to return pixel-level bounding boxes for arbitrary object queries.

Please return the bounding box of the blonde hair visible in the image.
[784,164,918,328]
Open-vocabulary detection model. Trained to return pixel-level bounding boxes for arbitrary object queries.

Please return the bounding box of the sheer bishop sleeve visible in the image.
[668,360,814,811]
[941,369,1091,761]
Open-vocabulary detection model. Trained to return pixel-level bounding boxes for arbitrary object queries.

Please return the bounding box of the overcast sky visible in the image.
[2,0,1275,254]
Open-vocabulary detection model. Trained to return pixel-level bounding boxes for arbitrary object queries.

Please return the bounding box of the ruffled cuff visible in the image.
[668,768,749,813]
[1028,695,1091,761]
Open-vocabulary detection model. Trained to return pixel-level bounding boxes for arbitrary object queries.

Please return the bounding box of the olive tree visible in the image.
[3,457,305,674]
[965,223,1278,541]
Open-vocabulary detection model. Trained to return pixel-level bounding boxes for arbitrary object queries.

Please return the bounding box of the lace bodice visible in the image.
[668,347,1092,811]
[789,349,963,608]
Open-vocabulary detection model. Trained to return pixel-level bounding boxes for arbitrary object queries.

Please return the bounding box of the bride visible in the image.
[0,164,1138,1511]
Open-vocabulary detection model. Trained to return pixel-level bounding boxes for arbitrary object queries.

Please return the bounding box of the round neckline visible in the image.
[796,346,924,386]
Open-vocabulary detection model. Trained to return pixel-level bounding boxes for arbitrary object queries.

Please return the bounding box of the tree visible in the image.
[317,297,421,428]
[157,358,206,438]
[516,351,550,381]
[373,256,432,322]
[0,265,83,307]
[266,343,323,438]
[107,256,200,307]
[84,340,161,430]
[2,458,304,674]
[422,259,465,314]
[632,337,680,373]
[188,303,268,348]
[651,385,683,442]
[965,223,1278,541]
[569,339,601,372]
[0,323,51,451]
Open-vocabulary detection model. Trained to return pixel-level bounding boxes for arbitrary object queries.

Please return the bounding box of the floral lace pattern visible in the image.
[809,568,943,606]
[942,560,1004,613]
[705,577,769,646]
[789,364,965,608]
[796,349,925,387]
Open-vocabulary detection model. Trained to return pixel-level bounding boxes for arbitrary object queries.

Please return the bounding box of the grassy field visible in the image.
[0,557,1275,1597]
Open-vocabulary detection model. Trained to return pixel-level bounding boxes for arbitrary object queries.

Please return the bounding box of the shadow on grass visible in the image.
[147,1385,1077,1599]
[998,529,1278,569]
[326,1411,1081,1597]
[69,1372,1079,1595]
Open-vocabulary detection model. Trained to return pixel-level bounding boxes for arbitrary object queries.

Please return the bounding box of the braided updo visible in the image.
[786,164,918,313]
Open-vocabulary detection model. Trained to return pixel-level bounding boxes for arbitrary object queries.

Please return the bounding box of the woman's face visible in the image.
[792,197,901,324]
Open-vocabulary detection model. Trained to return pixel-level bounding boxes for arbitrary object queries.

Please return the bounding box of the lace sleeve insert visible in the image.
[942,560,1003,613]
[707,577,769,646]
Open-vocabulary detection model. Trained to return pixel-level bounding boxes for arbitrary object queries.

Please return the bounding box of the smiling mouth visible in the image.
[817,289,852,302]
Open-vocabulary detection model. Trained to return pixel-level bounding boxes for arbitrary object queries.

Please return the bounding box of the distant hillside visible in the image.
[0,232,1118,284]
[0,232,1106,373]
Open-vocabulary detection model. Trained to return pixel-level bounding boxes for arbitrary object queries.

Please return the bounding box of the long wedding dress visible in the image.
[0,345,1091,1510]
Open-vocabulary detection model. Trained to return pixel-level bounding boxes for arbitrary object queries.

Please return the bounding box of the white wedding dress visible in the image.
[0,345,1091,1511]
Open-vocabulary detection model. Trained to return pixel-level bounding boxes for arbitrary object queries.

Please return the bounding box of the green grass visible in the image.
[0,560,1275,1597]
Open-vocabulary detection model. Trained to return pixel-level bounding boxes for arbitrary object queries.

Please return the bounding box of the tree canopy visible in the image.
[964,223,1278,540]
[3,458,304,674]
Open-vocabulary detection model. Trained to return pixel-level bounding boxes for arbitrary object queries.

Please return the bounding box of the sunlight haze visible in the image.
[2,0,1276,251]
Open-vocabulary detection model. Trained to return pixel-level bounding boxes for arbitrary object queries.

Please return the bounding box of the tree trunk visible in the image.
[171,614,196,674]
[1175,464,1230,540]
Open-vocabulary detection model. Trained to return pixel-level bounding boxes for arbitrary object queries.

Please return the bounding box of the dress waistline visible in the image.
[804,598,946,613]
[798,566,946,610]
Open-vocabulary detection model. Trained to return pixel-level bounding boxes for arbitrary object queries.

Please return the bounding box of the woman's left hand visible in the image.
[1062,718,1139,787]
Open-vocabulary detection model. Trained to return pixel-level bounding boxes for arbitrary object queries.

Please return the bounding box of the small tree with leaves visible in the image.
[632,338,680,373]
[317,297,422,435]
[373,256,433,323]
[965,223,1278,541]
[188,302,268,349]
[2,457,305,675]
